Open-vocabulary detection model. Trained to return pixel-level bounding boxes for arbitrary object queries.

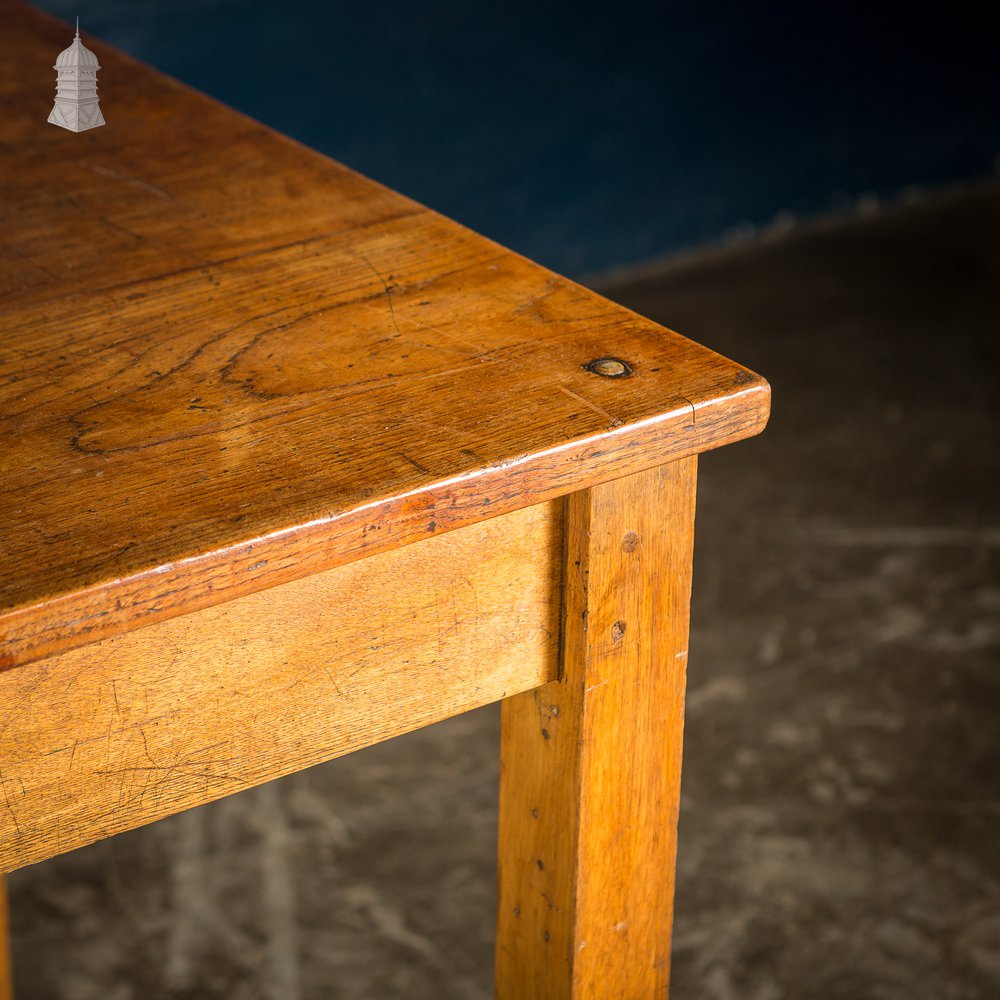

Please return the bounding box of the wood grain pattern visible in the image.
[496,460,696,997]
[0,1,769,670]
[0,501,561,874]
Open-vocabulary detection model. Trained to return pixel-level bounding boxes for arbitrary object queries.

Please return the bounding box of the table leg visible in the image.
[496,458,696,998]
[0,876,12,1000]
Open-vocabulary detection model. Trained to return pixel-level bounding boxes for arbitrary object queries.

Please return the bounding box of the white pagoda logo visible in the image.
[48,19,105,132]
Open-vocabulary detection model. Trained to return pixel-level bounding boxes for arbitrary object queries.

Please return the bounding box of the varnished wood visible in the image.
[0,877,10,1000]
[496,460,696,997]
[1,7,770,996]
[0,1,769,671]
[0,502,561,874]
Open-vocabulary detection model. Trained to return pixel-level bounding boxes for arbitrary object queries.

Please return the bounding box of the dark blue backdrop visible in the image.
[35,0,1000,275]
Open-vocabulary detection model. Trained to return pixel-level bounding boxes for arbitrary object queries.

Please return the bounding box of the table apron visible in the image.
[0,500,562,873]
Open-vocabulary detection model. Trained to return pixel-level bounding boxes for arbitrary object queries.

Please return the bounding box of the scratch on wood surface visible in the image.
[79,160,174,200]
[96,212,143,241]
[323,667,347,699]
[680,394,697,427]
[558,384,624,428]
[0,770,20,835]
[359,252,403,339]
[111,679,122,722]
[399,451,433,476]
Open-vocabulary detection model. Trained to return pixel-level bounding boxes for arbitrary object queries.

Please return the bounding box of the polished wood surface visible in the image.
[0,501,561,874]
[496,460,696,997]
[0,1,769,671]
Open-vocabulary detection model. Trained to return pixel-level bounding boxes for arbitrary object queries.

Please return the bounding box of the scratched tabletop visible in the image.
[0,0,769,670]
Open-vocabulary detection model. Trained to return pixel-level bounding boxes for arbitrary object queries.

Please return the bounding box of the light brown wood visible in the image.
[1,9,770,995]
[0,876,10,1000]
[496,459,696,998]
[0,1,769,671]
[0,501,561,874]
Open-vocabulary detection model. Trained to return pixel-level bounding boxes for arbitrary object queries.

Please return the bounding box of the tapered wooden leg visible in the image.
[0,876,12,1000]
[496,458,696,998]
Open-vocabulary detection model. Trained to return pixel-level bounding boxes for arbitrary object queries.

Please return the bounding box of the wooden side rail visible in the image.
[0,503,561,873]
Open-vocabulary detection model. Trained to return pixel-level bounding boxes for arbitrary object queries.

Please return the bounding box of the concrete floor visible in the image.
[8,181,1000,998]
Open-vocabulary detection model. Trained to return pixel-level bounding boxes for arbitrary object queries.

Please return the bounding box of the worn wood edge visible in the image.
[0,500,561,873]
[0,380,767,672]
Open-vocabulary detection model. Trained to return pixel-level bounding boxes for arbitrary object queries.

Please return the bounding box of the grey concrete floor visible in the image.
[8,182,1000,998]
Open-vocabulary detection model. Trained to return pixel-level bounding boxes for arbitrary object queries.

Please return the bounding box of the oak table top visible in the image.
[0,0,769,673]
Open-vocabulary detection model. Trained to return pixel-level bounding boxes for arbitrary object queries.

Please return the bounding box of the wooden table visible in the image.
[0,3,769,995]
